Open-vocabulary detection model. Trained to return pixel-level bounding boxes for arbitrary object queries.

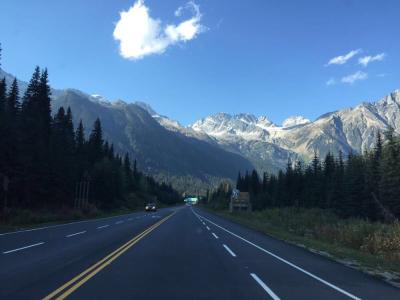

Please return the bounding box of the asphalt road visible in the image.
[0,205,398,299]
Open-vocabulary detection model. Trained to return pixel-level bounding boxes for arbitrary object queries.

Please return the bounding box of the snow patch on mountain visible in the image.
[282,116,311,128]
[90,94,111,106]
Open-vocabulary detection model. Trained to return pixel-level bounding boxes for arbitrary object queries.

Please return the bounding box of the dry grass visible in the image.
[216,207,400,273]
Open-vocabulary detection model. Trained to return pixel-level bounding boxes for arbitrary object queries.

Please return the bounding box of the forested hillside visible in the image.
[210,131,400,221]
[0,49,180,222]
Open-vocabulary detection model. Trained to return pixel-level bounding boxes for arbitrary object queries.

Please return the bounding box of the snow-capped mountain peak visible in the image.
[190,112,272,142]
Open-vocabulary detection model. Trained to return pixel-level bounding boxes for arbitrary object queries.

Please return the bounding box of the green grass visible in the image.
[207,207,400,282]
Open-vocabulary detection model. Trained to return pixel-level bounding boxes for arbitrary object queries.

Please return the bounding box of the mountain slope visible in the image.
[3,67,400,183]
[1,68,254,188]
[51,90,254,183]
[187,90,400,173]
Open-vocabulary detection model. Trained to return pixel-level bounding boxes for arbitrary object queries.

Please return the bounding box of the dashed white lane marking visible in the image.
[192,209,361,300]
[212,233,219,239]
[0,212,140,236]
[206,226,210,231]
[250,273,281,300]
[97,225,109,229]
[3,242,45,254]
[223,244,237,257]
[115,221,124,225]
[66,231,86,238]
[127,218,133,221]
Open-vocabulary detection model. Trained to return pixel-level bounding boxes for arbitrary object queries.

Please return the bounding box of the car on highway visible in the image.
[145,203,157,212]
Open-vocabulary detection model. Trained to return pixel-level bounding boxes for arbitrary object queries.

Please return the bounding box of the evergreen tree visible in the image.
[344,154,368,218]
[331,151,346,215]
[262,172,269,193]
[103,141,110,158]
[309,152,323,207]
[380,128,400,217]
[293,160,303,207]
[20,67,49,207]
[88,118,104,165]
[133,159,138,179]
[64,107,75,148]
[250,169,260,195]
[284,159,294,206]
[0,76,7,140]
[323,152,336,208]
[75,120,87,179]
[75,120,85,150]
[0,79,6,171]
[236,171,242,190]
[0,77,6,113]
[108,144,115,160]
[243,171,250,192]
[3,78,20,180]
[38,68,52,142]
[6,78,19,116]
[363,132,383,220]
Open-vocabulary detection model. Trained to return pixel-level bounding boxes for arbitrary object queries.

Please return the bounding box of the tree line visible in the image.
[211,132,400,222]
[0,48,179,215]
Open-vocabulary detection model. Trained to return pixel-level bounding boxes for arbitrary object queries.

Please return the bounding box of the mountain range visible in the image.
[145,89,400,174]
[1,68,399,191]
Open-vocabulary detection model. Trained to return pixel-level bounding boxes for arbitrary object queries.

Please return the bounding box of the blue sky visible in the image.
[0,0,399,125]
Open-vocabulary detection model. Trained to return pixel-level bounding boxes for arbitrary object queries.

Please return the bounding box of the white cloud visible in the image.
[326,78,336,86]
[358,53,385,67]
[326,49,361,66]
[341,71,368,84]
[113,0,206,60]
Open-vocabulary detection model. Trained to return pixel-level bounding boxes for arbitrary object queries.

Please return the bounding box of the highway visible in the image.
[0,206,399,299]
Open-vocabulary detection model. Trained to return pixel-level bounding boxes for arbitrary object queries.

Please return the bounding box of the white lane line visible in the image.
[223,244,237,257]
[127,218,133,221]
[250,273,280,300]
[192,210,202,222]
[115,221,124,225]
[65,231,86,238]
[3,242,45,254]
[97,225,109,229]
[0,212,140,236]
[206,226,210,231]
[192,210,361,300]
[212,232,219,239]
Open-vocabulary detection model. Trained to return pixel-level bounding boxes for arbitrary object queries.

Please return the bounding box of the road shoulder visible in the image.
[199,207,400,289]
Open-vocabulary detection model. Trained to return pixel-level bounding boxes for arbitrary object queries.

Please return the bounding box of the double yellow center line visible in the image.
[43,212,175,300]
